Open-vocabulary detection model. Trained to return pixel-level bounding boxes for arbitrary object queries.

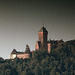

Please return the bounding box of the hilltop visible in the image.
[0,40,75,75]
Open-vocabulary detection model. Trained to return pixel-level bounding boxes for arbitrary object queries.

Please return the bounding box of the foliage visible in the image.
[0,40,75,75]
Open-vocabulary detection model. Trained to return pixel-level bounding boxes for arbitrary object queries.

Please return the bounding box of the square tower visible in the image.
[38,26,48,50]
[35,26,51,53]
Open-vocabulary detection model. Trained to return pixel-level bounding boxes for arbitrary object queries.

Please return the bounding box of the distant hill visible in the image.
[0,40,75,75]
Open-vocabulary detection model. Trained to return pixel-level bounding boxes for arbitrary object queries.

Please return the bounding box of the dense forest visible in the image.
[0,40,75,75]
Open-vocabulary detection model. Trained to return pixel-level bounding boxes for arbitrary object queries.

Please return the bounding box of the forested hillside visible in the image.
[0,40,75,75]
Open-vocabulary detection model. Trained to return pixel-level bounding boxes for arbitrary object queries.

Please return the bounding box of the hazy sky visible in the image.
[0,0,75,59]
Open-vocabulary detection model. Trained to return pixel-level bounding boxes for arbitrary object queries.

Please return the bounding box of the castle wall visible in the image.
[38,32,43,47]
[38,32,47,49]
[16,54,30,59]
[43,32,48,50]
[35,41,39,50]
[47,43,51,53]
[10,54,16,59]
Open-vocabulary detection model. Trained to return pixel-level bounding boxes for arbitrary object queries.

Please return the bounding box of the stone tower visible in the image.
[35,26,51,53]
[38,26,48,50]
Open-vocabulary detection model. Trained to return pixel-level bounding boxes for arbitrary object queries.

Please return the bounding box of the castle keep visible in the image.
[35,26,51,53]
[10,26,63,59]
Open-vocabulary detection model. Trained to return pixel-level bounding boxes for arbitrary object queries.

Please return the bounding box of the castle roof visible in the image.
[11,49,17,54]
[39,26,48,33]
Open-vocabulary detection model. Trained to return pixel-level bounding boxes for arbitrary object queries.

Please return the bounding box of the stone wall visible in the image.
[17,54,30,59]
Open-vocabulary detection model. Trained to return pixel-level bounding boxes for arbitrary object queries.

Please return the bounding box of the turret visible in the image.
[25,45,30,54]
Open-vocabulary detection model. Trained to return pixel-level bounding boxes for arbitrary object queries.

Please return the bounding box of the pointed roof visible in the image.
[39,26,48,33]
[11,49,17,54]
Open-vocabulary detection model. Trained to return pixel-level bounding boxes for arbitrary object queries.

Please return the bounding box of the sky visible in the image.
[0,0,75,59]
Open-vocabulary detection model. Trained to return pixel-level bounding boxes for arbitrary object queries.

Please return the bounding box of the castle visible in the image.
[10,26,63,59]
